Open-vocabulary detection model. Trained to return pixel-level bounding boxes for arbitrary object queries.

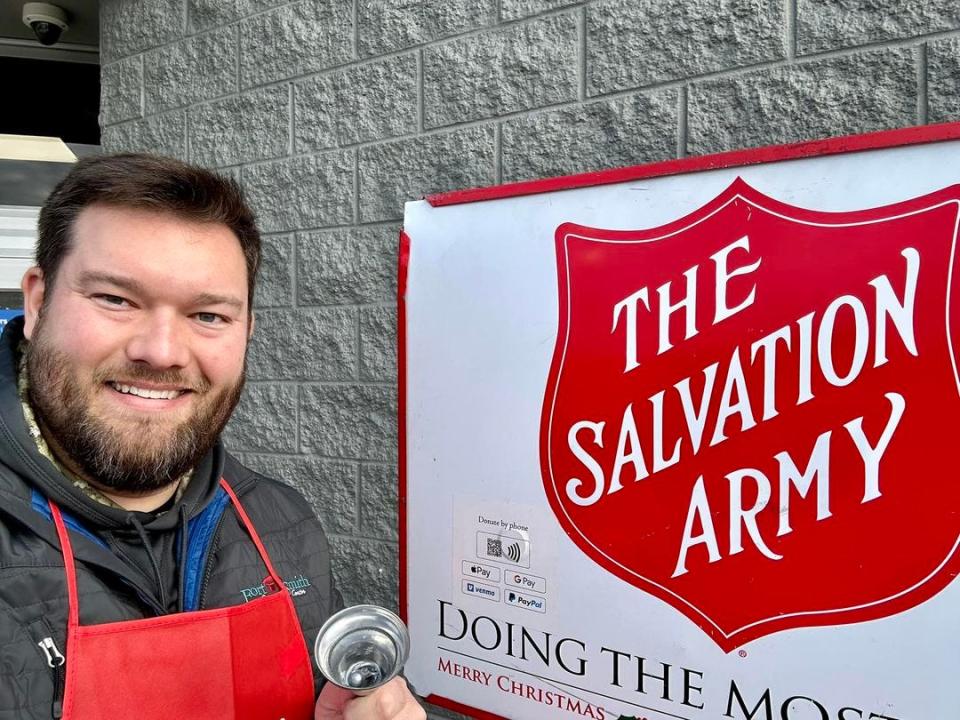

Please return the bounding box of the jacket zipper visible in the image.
[196,509,228,610]
[37,636,65,719]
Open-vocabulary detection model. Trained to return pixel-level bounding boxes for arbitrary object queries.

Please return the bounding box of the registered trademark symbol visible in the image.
[738,650,747,658]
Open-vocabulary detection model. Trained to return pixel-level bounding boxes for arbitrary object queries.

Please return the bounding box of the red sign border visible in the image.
[399,121,960,720]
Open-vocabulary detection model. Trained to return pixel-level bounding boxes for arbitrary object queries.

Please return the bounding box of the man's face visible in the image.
[21,204,252,495]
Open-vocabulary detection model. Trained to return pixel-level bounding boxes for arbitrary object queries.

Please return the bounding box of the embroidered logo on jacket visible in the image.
[240,574,312,602]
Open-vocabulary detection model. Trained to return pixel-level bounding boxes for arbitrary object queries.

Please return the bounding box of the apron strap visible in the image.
[218,478,286,590]
[49,501,81,629]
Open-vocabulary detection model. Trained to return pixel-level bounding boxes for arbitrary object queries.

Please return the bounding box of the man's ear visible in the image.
[248,310,255,340]
[20,267,45,340]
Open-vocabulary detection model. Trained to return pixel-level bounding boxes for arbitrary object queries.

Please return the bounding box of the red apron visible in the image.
[49,478,316,720]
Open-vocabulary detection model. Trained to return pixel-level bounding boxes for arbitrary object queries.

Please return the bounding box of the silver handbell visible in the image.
[314,604,411,696]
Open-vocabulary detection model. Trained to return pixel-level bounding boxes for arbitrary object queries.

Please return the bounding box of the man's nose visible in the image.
[125,311,191,369]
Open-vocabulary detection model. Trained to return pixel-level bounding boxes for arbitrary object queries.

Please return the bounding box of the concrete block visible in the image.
[239,454,359,535]
[215,166,243,183]
[298,227,398,305]
[100,0,185,63]
[242,151,355,232]
[224,383,298,453]
[501,0,580,21]
[357,0,497,57]
[189,85,289,167]
[798,0,960,55]
[423,13,579,128]
[189,0,288,32]
[295,54,418,152]
[688,48,917,155]
[299,384,397,461]
[502,88,678,182]
[240,0,353,88]
[359,306,396,382]
[929,37,960,124]
[100,110,187,160]
[359,127,495,222]
[255,234,294,308]
[145,26,238,114]
[359,463,398,541]
[587,0,786,96]
[248,308,357,381]
[100,56,143,126]
[330,537,399,610]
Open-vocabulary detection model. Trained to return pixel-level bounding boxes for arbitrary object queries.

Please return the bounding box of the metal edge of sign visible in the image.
[424,121,960,208]
[398,229,410,628]
[398,123,960,720]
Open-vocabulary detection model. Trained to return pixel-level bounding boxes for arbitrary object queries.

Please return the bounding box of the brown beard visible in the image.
[25,323,245,495]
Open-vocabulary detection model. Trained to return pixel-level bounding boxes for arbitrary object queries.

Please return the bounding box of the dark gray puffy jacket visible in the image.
[0,319,343,718]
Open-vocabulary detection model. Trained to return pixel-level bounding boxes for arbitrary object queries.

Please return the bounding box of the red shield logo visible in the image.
[540,178,960,651]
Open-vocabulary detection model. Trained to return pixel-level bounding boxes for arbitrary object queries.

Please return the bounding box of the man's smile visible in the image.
[104,381,198,412]
[108,382,188,400]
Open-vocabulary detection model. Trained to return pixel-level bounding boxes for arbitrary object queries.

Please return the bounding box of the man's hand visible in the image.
[315,677,426,720]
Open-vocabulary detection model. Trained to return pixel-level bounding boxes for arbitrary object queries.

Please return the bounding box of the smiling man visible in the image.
[0,154,423,720]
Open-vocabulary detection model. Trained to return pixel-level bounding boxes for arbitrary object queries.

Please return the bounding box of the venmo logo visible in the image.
[461,579,500,602]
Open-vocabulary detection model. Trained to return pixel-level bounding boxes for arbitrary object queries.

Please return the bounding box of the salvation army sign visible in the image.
[402,124,960,720]
[541,177,960,651]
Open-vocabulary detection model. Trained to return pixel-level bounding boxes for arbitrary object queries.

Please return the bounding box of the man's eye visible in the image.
[195,312,227,325]
[94,294,128,307]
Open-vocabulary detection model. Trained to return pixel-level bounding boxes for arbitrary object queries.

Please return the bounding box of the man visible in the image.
[0,154,423,719]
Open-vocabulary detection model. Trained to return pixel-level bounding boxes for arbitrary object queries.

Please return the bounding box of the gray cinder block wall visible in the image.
[99,0,959,715]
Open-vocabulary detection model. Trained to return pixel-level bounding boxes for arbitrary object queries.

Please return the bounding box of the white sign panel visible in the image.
[402,126,960,720]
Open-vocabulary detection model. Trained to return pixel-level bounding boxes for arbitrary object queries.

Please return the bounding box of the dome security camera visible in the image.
[22,3,69,46]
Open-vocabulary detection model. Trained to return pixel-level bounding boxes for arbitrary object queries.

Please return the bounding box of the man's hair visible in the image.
[37,153,261,308]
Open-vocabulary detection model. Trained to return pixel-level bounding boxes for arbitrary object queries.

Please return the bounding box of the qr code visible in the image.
[486,538,503,558]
